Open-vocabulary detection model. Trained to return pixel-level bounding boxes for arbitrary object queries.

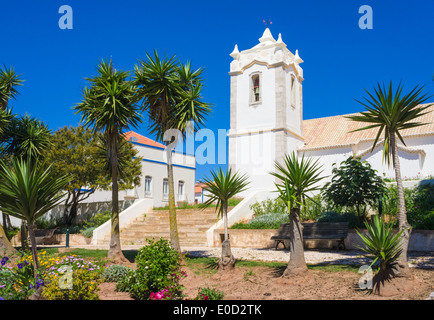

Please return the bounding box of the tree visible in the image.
[1,114,52,161]
[0,114,52,250]
[45,125,142,226]
[0,65,23,253]
[346,82,432,278]
[0,65,23,110]
[322,156,386,224]
[0,158,69,278]
[134,51,212,252]
[271,152,324,277]
[202,168,249,270]
[74,59,142,262]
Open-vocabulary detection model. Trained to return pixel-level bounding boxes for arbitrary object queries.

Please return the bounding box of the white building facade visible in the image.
[88,131,197,208]
[228,28,434,193]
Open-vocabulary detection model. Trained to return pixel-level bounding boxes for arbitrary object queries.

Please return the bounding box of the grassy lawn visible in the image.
[36,248,360,274]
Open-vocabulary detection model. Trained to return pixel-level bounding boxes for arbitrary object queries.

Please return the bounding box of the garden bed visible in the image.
[98,258,434,300]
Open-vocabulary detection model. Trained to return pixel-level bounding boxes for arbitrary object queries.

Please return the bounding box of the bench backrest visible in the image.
[34,228,58,237]
[277,222,349,239]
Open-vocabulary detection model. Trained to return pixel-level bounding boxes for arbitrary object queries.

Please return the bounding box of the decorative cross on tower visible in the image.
[263,19,272,28]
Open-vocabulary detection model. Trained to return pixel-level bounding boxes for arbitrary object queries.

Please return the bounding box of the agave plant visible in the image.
[356,214,404,272]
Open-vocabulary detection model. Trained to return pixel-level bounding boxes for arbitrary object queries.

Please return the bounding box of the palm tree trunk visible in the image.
[218,202,235,270]
[20,221,29,251]
[166,146,180,253]
[107,132,127,262]
[27,222,39,279]
[390,133,411,277]
[283,207,308,277]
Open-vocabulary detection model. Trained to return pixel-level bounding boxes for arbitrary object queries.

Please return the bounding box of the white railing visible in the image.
[205,189,277,247]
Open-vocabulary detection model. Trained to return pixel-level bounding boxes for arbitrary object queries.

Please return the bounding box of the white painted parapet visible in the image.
[91,198,154,245]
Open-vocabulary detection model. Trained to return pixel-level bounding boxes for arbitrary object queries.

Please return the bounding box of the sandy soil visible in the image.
[98,264,433,300]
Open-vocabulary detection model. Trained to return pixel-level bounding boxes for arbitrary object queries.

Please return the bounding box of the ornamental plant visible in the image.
[356,214,404,272]
[0,253,43,300]
[42,268,102,300]
[194,287,225,300]
[116,238,185,300]
[102,264,131,283]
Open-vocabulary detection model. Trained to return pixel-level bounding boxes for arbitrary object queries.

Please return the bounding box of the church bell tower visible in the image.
[228,27,305,192]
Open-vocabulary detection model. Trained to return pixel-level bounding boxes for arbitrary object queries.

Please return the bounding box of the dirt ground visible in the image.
[98,264,434,300]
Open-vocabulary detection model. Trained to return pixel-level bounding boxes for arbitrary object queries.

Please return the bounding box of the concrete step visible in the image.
[98,207,224,246]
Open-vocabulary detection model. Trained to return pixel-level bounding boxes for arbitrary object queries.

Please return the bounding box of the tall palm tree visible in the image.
[202,168,249,270]
[0,65,23,254]
[134,50,212,252]
[271,152,324,277]
[74,59,142,262]
[0,158,69,278]
[346,82,432,277]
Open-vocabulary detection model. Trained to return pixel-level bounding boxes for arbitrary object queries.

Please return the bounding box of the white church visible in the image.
[227,28,434,192]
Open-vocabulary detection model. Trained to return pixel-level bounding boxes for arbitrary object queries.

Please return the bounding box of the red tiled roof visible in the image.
[123,131,166,149]
[301,103,434,150]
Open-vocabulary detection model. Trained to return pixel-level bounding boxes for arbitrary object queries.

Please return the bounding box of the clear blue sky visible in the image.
[1,0,433,181]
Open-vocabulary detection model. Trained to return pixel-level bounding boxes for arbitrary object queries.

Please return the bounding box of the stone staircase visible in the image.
[100,207,223,247]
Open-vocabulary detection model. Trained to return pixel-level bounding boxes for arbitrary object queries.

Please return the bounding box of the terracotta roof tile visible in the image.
[123,131,166,149]
[301,103,434,150]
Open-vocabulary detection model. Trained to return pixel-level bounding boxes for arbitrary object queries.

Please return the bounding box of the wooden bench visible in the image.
[30,227,59,245]
[271,222,349,250]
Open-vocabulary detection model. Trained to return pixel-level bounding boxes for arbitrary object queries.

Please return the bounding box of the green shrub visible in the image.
[316,211,361,228]
[102,264,131,283]
[116,238,185,300]
[80,227,96,238]
[381,183,434,230]
[84,211,111,228]
[249,198,286,217]
[194,287,225,300]
[231,213,289,229]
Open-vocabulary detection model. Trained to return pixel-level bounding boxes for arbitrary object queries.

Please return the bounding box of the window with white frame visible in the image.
[178,181,185,201]
[144,176,152,197]
[162,178,169,200]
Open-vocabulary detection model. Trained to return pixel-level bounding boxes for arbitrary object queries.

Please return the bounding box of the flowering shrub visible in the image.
[42,268,102,300]
[116,238,186,300]
[149,288,172,300]
[194,287,225,300]
[0,253,44,300]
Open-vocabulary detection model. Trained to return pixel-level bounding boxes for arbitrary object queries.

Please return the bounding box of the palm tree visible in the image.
[2,114,52,161]
[0,158,69,278]
[271,152,324,277]
[74,59,142,262]
[202,167,249,270]
[134,50,212,252]
[0,65,23,254]
[346,82,433,277]
[0,65,23,110]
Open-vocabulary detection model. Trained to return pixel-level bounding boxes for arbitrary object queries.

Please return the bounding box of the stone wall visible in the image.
[213,228,434,252]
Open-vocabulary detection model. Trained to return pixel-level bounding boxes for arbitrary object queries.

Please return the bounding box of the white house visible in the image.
[85,131,197,208]
[228,27,434,194]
